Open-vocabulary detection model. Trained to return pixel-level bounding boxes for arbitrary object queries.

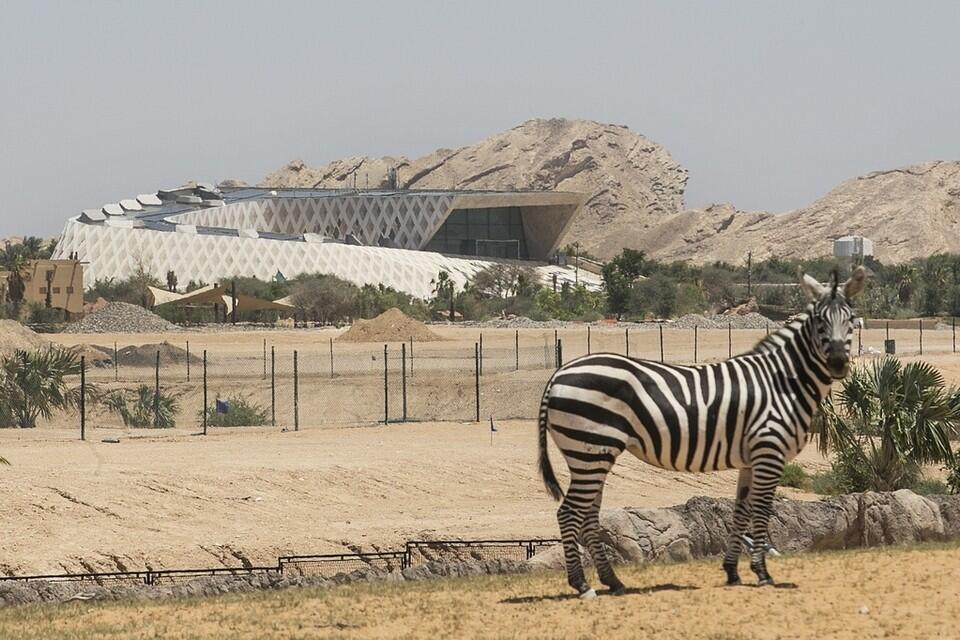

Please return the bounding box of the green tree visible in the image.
[628,274,678,319]
[0,348,91,428]
[290,274,359,324]
[815,358,960,492]
[601,249,648,319]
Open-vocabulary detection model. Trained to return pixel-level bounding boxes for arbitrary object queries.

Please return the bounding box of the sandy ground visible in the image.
[0,420,827,576]
[3,543,959,639]
[1,324,955,578]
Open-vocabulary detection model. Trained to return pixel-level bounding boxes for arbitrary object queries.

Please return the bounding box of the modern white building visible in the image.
[833,235,874,259]
[53,184,597,298]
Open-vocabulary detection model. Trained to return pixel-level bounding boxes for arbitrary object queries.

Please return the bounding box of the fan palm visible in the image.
[815,358,960,492]
[104,385,178,428]
[0,347,94,428]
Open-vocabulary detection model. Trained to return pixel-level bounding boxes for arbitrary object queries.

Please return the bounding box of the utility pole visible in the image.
[575,242,580,286]
[747,251,753,299]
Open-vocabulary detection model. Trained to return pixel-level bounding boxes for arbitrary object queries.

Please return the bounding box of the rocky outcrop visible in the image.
[649,161,960,265]
[263,119,960,264]
[0,559,529,607]
[261,118,689,260]
[529,490,958,570]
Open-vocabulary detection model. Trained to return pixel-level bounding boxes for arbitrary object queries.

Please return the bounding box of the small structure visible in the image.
[146,284,293,318]
[0,259,84,315]
[833,235,874,259]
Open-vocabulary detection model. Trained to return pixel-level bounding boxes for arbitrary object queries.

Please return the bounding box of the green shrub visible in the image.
[104,385,179,428]
[809,470,843,495]
[779,463,810,490]
[910,478,951,496]
[200,395,268,427]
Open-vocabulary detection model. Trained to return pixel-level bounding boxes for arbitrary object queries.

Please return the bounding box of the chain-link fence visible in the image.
[70,322,960,438]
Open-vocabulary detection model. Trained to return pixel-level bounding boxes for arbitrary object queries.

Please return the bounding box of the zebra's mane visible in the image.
[745,306,814,357]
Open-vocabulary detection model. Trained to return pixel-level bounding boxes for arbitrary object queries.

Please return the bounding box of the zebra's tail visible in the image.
[538,377,564,501]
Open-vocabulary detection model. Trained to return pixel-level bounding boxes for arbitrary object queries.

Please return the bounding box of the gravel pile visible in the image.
[62,302,178,334]
[671,312,777,330]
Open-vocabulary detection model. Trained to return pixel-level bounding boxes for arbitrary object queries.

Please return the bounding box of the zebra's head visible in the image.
[798,266,866,379]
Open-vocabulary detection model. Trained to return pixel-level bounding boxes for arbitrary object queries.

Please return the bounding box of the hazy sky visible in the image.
[2,1,958,237]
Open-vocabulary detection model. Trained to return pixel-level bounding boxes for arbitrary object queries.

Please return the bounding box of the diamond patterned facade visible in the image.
[53,186,590,299]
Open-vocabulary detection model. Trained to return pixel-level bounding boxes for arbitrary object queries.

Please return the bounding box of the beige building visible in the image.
[1,259,84,315]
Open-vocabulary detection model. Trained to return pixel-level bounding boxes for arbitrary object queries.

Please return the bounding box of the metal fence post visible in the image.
[114,341,118,382]
[919,319,923,356]
[293,350,299,432]
[401,342,407,422]
[886,321,890,341]
[587,325,591,355]
[659,324,664,363]
[202,350,208,435]
[556,338,563,368]
[270,346,276,427]
[409,337,414,377]
[383,345,389,425]
[694,326,698,363]
[263,339,267,380]
[186,340,191,382]
[625,327,630,357]
[154,350,160,428]
[515,330,519,371]
[80,355,86,441]
[727,322,732,359]
[474,343,480,422]
[329,338,334,378]
[858,327,862,356]
[954,317,956,353]
[479,333,483,376]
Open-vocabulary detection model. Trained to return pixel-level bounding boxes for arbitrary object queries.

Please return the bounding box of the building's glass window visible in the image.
[39,287,47,294]
[66,287,74,294]
[53,287,61,294]
[424,207,529,259]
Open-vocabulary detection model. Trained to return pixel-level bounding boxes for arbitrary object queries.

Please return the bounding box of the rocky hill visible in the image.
[261,118,688,259]
[262,119,960,265]
[644,161,960,265]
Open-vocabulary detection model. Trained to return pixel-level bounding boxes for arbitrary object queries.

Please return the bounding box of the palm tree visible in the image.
[104,385,178,428]
[815,358,960,492]
[0,348,91,428]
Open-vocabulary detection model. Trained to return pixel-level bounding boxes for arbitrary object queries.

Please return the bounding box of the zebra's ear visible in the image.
[844,266,867,299]
[798,268,827,301]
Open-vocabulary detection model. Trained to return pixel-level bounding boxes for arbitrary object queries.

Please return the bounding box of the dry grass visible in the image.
[3,542,959,640]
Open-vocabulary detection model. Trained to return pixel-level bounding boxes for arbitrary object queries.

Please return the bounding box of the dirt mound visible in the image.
[64,302,178,334]
[116,341,200,367]
[67,344,114,367]
[0,320,50,355]
[337,309,442,343]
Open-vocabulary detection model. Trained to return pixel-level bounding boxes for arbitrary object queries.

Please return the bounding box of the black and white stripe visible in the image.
[537,267,865,597]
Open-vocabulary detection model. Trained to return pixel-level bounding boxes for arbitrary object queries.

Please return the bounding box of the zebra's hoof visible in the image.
[725,578,742,587]
[757,578,774,587]
[579,588,597,600]
[609,586,627,596]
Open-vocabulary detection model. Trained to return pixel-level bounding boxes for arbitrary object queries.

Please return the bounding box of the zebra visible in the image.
[537,266,865,598]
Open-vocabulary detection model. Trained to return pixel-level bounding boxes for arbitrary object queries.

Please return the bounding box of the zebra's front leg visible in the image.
[722,468,753,586]
[747,456,784,586]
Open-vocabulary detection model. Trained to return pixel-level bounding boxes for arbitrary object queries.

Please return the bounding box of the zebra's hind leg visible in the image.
[557,494,593,598]
[583,490,625,595]
[722,469,753,586]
